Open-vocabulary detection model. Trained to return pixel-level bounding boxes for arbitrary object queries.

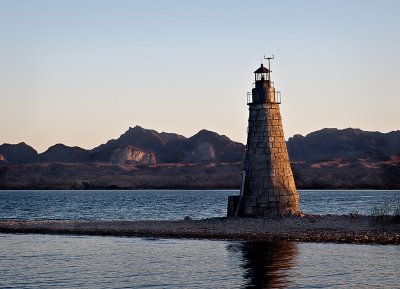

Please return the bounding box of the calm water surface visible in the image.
[0,234,399,288]
[0,190,399,220]
[0,190,399,288]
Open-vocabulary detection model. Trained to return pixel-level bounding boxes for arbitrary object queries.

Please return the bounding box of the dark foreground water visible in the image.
[0,234,399,288]
[0,190,399,288]
[0,190,400,220]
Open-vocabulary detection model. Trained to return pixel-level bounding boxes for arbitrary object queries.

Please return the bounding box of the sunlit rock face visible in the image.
[120,146,156,165]
[90,145,156,165]
[156,129,244,164]
[0,154,8,163]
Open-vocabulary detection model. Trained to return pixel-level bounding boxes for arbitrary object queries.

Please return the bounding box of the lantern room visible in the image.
[254,64,270,82]
[247,58,281,105]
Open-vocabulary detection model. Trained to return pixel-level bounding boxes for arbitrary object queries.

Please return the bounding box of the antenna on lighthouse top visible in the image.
[264,54,274,80]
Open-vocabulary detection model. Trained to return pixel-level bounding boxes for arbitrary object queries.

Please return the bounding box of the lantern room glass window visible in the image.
[255,72,269,81]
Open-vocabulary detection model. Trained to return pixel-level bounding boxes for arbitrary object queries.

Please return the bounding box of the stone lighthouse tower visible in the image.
[228,57,299,217]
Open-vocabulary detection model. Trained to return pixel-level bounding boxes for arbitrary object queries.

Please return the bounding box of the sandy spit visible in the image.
[0,215,399,245]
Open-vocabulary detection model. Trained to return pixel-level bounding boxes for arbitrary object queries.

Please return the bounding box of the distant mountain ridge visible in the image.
[0,125,245,165]
[1,126,399,189]
[0,142,38,164]
[40,144,90,163]
[91,126,186,154]
[287,128,400,162]
[287,128,400,189]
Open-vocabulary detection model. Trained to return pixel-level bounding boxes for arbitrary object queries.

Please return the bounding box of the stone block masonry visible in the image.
[240,102,299,217]
[227,62,299,218]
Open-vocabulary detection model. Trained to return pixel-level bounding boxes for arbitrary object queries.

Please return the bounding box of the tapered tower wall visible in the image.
[239,102,299,217]
[227,61,299,218]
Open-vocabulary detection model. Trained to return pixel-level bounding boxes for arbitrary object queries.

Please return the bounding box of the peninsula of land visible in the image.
[1,215,399,245]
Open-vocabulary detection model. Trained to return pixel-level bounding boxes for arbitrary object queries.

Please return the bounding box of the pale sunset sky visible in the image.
[1,0,399,152]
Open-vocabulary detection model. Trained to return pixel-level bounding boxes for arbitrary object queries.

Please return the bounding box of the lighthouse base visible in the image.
[227,194,299,218]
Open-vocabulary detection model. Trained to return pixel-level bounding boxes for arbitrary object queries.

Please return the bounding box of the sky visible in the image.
[1,0,399,153]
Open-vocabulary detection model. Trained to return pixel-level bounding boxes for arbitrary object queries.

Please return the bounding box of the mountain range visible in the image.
[0,126,244,165]
[0,126,399,189]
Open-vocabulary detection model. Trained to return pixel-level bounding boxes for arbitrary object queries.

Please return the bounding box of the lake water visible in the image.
[0,190,399,288]
[1,190,400,220]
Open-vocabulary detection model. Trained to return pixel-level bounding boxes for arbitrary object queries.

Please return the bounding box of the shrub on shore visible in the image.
[370,202,400,223]
[348,211,360,219]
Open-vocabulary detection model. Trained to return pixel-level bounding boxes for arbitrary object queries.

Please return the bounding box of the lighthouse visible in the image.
[228,57,299,217]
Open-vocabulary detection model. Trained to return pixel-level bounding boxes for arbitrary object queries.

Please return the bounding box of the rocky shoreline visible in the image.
[0,215,399,245]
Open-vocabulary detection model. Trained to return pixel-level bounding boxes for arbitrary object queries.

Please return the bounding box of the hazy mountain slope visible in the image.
[39,144,90,163]
[157,129,245,163]
[0,142,38,164]
[287,128,400,162]
[287,128,400,189]
[1,127,399,189]
[91,126,185,153]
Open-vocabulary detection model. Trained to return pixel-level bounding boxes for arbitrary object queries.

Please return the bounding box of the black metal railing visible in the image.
[247,91,281,104]
[252,81,274,89]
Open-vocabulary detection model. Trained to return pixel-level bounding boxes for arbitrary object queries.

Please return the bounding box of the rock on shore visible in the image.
[0,215,399,245]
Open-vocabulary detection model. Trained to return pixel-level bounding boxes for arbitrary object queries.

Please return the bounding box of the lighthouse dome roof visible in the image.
[254,64,270,73]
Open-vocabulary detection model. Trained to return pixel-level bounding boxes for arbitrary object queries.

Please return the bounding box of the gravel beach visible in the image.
[0,215,399,245]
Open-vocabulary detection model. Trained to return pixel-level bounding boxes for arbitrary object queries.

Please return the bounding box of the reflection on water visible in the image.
[227,241,298,289]
[1,234,399,288]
